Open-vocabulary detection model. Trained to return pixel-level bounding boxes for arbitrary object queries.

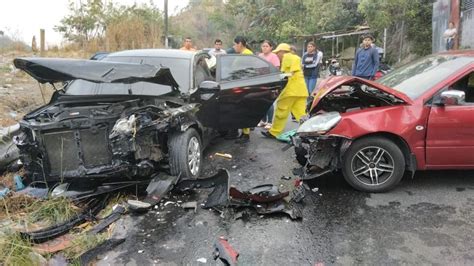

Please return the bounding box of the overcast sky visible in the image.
[0,0,189,46]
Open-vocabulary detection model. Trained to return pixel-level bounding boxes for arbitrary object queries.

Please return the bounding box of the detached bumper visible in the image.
[293,134,351,179]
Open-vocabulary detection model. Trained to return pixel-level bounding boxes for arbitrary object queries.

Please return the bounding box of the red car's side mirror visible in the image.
[440,90,465,106]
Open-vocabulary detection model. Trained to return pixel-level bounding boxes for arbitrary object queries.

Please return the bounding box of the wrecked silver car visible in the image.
[13,50,286,183]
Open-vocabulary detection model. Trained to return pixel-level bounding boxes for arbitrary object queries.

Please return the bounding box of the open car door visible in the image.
[196,54,287,129]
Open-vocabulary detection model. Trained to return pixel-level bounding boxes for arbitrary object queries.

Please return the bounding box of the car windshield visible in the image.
[65,80,174,96]
[376,55,472,99]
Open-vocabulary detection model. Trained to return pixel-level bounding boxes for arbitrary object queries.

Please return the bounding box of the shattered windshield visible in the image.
[65,80,174,96]
[376,55,472,99]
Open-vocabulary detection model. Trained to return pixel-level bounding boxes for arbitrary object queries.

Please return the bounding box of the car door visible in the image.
[195,54,286,129]
[426,71,474,167]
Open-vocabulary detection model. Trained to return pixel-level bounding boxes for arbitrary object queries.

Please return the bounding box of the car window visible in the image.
[449,72,474,103]
[219,55,279,82]
[377,55,473,100]
[194,56,214,87]
[102,56,191,92]
[65,79,173,96]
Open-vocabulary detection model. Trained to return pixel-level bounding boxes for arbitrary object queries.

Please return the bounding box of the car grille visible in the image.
[42,127,112,176]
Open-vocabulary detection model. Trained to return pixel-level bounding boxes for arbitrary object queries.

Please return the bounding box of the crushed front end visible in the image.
[292,111,351,179]
[14,97,196,183]
[293,134,351,179]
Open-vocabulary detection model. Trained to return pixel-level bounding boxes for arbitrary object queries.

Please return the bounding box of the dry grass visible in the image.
[0,231,35,265]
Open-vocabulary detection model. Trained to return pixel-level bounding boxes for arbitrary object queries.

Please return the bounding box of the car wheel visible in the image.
[342,137,405,192]
[168,128,202,179]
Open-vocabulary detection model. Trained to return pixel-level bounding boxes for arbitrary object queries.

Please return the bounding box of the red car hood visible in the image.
[310,76,413,111]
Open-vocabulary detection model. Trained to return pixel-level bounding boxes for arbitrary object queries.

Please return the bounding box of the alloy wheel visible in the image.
[351,146,395,186]
[187,136,201,176]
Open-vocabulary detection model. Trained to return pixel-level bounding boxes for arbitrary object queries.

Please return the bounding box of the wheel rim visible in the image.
[351,146,395,186]
[187,136,201,176]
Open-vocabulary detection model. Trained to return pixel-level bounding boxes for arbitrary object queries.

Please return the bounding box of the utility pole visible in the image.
[164,0,169,48]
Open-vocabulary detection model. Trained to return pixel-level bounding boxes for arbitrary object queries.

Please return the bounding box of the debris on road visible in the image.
[127,173,179,212]
[197,257,208,263]
[213,236,239,266]
[175,169,304,220]
[215,152,233,159]
[182,201,198,212]
[78,238,125,266]
[281,175,292,180]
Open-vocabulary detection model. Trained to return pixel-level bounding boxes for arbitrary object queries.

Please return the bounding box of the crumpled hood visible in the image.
[310,76,413,111]
[14,57,180,89]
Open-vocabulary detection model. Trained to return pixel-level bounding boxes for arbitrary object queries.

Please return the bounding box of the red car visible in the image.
[294,50,474,192]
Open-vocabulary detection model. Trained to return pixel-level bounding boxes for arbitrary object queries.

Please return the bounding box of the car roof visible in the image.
[107,49,197,59]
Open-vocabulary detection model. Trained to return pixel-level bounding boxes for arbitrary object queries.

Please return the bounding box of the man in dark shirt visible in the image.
[352,34,379,80]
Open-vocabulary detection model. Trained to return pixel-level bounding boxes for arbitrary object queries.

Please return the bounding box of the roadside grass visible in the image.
[0,231,35,265]
[0,192,129,264]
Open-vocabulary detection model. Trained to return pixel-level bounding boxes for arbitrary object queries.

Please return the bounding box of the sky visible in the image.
[0,0,189,46]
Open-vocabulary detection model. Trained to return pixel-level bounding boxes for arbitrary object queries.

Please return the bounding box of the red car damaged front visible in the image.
[293,76,422,192]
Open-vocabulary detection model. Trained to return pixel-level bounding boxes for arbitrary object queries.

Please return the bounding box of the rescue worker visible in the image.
[233,36,253,144]
[261,43,308,138]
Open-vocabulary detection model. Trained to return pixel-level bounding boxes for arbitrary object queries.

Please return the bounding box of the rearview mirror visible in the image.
[440,90,465,106]
[199,81,220,93]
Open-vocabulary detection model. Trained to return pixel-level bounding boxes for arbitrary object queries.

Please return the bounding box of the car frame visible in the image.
[294,50,474,192]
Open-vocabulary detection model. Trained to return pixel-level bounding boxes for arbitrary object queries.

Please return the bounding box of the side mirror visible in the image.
[199,81,220,93]
[440,90,465,106]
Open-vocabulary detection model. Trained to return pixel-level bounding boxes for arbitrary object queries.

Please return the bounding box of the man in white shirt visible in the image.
[208,39,227,56]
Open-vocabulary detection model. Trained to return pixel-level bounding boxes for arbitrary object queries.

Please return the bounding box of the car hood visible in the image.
[14,57,180,89]
[310,76,413,110]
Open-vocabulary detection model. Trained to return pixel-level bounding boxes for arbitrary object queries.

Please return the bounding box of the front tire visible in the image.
[168,128,202,179]
[342,137,405,192]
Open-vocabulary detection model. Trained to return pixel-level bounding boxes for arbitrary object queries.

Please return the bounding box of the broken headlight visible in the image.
[296,111,341,135]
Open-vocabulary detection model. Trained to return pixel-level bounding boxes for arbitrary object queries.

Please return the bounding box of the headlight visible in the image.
[297,111,341,135]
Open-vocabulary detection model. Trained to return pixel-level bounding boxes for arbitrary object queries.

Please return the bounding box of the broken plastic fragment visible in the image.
[197,258,207,263]
[215,152,232,159]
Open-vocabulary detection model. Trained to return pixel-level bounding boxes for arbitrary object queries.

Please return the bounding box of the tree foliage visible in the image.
[55,0,164,50]
[56,0,434,61]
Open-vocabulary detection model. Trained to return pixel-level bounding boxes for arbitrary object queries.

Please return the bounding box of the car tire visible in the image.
[168,128,202,179]
[341,137,405,193]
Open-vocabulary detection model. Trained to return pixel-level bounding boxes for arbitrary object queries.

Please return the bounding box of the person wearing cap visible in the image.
[261,43,308,139]
[352,34,379,80]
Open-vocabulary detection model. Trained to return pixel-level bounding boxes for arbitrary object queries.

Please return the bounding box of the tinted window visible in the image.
[102,56,191,91]
[65,79,173,96]
[219,55,279,82]
[377,55,473,99]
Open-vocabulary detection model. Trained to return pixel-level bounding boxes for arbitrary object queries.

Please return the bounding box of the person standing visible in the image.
[302,41,323,94]
[257,40,280,129]
[444,21,457,51]
[180,37,196,51]
[208,39,227,56]
[261,43,308,139]
[232,36,253,143]
[352,34,379,80]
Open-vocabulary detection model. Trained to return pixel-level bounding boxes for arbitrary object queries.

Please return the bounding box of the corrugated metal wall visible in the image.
[461,0,474,49]
[432,0,451,53]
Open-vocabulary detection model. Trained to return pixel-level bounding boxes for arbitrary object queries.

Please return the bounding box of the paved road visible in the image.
[102,124,474,265]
